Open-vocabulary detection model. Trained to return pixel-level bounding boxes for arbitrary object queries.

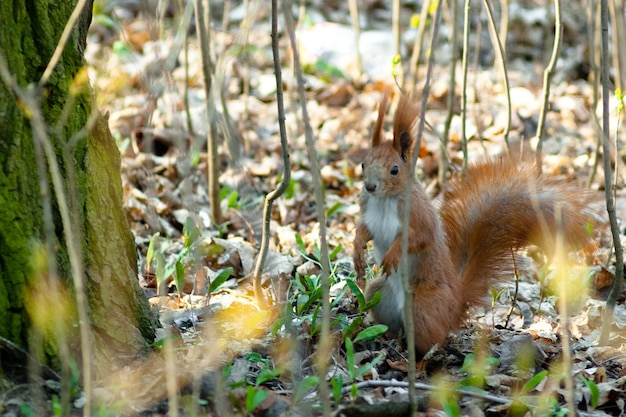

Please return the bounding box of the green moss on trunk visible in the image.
[0,0,155,376]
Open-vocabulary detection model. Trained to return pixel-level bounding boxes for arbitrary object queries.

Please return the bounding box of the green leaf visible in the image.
[579,375,599,409]
[256,367,281,386]
[152,333,182,350]
[222,362,233,383]
[284,178,297,200]
[296,294,309,316]
[209,267,233,293]
[329,243,342,261]
[331,281,350,308]
[345,280,365,310]
[363,290,382,311]
[155,251,166,283]
[355,353,384,379]
[522,370,548,393]
[112,39,131,58]
[183,217,200,247]
[146,232,160,270]
[310,304,321,336]
[345,337,355,379]
[174,260,185,292]
[442,400,461,417]
[246,352,264,363]
[331,375,343,405]
[460,353,475,372]
[245,386,268,413]
[354,324,388,343]
[19,403,34,417]
[342,316,363,341]
[294,233,307,253]
[226,189,239,208]
[219,187,232,200]
[294,376,319,403]
[189,150,201,167]
[325,202,344,220]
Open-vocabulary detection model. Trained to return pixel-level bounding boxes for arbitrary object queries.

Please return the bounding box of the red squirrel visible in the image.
[353,92,592,356]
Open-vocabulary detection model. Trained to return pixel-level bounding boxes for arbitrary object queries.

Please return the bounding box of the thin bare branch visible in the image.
[252,0,292,309]
[408,0,431,91]
[400,2,443,414]
[348,0,363,82]
[440,0,458,184]
[535,0,563,170]
[282,1,332,414]
[39,0,88,86]
[193,0,222,225]
[460,0,471,170]
[599,0,624,344]
[482,0,511,151]
[392,0,404,88]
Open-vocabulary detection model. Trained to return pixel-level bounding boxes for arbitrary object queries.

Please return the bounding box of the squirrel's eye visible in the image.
[361,163,365,170]
[390,165,399,175]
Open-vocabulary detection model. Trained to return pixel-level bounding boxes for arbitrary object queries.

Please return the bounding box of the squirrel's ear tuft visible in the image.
[392,93,419,160]
[371,91,390,147]
[398,131,413,161]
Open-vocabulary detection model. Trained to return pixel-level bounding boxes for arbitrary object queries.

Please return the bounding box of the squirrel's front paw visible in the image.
[353,251,366,279]
[381,252,400,276]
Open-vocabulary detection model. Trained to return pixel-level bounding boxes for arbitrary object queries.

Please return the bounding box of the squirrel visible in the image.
[353,92,593,356]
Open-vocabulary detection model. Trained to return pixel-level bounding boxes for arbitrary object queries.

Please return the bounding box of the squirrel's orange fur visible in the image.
[353,93,592,356]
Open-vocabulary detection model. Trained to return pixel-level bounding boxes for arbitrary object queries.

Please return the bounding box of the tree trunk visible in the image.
[0,0,156,380]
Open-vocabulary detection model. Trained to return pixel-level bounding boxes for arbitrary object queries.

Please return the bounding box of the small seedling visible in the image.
[330,374,344,406]
[579,374,599,409]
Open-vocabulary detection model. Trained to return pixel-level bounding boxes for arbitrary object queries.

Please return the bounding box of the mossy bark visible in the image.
[0,0,156,376]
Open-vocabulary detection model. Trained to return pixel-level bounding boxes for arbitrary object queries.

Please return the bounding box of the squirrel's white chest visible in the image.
[362,196,401,262]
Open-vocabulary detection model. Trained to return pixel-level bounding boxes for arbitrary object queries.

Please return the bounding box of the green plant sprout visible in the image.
[489,287,507,327]
[147,217,205,298]
[345,279,381,314]
[325,201,347,221]
[219,187,240,210]
[579,374,599,410]
[293,375,320,405]
[330,374,344,406]
[459,353,500,390]
[391,54,402,86]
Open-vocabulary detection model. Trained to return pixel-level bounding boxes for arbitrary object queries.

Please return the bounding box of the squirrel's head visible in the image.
[360,93,419,197]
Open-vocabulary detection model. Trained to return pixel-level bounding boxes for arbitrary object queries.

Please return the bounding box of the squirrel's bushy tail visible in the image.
[440,157,592,307]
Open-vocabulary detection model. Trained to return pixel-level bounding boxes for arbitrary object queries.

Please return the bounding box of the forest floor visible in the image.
[59,0,626,415]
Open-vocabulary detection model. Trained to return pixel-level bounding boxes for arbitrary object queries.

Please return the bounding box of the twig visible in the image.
[39,0,88,86]
[504,247,519,329]
[460,0,471,171]
[400,3,443,415]
[392,0,404,88]
[348,0,363,82]
[496,0,509,77]
[586,0,602,189]
[341,380,511,405]
[282,1,332,414]
[193,0,223,225]
[440,0,458,184]
[252,0,292,308]
[599,0,625,344]
[535,0,563,171]
[481,0,511,151]
[178,0,196,148]
[408,0,430,91]
[608,0,626,92]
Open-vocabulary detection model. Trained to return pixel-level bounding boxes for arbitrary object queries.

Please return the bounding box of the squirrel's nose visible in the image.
[365,183,377,193]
